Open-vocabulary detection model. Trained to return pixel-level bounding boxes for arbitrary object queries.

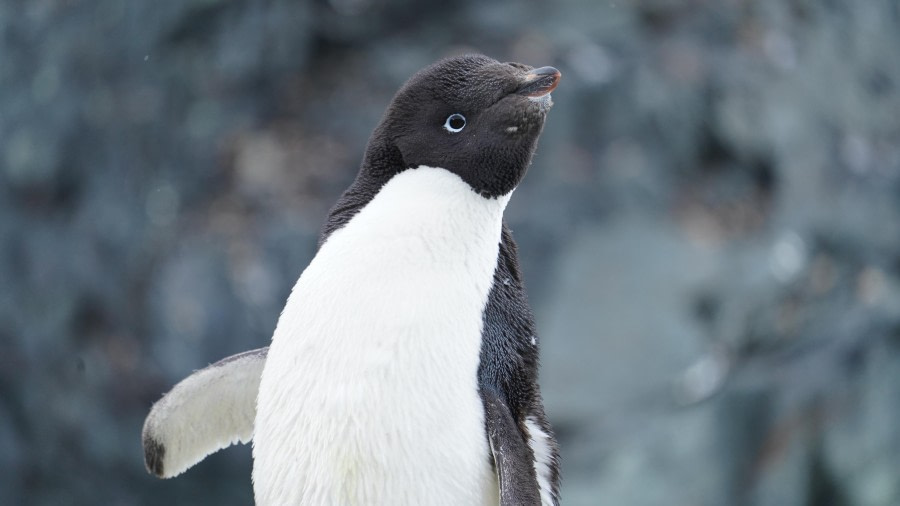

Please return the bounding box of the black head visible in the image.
[364,54,560,198]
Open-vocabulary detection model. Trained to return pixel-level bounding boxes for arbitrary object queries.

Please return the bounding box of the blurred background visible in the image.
[3,0,900,504]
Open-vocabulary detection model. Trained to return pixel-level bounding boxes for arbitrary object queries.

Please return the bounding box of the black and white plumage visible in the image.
[142,54,561,506]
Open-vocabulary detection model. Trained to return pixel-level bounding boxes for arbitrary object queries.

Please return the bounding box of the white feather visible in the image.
[253,167,509,505]
[143,349,266,478]
[525,416,557,506]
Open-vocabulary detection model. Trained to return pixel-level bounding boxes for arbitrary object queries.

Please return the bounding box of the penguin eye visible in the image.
[443,113,466,133]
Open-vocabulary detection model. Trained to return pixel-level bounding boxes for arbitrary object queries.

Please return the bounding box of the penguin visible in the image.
[142,54,561,506]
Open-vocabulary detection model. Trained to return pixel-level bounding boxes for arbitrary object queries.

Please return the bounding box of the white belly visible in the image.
[253,167,508,506]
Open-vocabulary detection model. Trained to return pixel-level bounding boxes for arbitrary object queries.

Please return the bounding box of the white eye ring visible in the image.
[443,113,466,133]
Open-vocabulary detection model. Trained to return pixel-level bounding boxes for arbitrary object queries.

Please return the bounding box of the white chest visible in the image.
[253,167,508,505]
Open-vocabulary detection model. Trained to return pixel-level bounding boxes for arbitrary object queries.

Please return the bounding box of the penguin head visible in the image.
[369,54,560,198]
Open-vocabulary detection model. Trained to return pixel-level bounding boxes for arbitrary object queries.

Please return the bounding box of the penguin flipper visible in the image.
[142,347,268,478]
[481,388,542,506]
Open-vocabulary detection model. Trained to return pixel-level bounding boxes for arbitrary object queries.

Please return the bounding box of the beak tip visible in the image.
[518,66,562,98]
[533,66,562,78]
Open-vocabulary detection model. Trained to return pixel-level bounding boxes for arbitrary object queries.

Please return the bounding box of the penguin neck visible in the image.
[361,130,405,180]
[321,134,515,246]
[319,135,403,244]
[331,166,511,255]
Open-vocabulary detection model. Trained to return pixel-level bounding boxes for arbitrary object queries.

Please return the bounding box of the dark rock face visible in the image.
[3,1,899,505]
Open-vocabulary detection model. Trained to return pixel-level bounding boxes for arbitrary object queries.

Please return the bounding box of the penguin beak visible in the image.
[516,67,561,98]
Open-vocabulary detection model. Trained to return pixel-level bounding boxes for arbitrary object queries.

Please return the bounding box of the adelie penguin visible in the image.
[142,54,561,506]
